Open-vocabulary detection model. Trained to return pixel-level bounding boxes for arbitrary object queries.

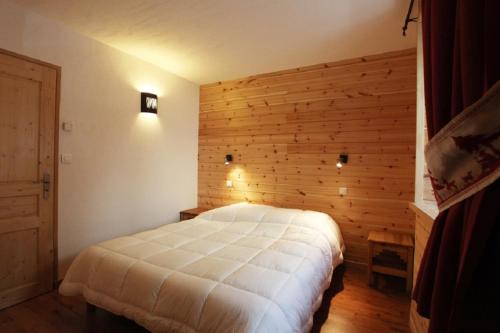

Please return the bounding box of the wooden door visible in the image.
[0,51,58,309]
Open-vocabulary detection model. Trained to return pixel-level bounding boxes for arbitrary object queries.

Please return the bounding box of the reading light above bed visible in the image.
[336,154,348,169]
[224,154,233,165]
[141,92,158,114]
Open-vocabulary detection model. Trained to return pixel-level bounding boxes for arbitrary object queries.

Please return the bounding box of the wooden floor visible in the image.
[314,265,410,333]
[0,265,410,333]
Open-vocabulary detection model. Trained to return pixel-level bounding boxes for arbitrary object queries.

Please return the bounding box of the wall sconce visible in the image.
[141,92,158,114]
[224,154,233,165]
[336,154,348,169]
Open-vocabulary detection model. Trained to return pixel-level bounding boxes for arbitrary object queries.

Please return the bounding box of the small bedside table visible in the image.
[368,231,414,293]
[179,207,210,221]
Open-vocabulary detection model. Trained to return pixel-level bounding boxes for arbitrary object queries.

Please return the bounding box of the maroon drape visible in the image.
[413,0,500,332]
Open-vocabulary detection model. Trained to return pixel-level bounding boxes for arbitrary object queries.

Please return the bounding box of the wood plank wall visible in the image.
[198,49,417,264]
[409,203,434,333]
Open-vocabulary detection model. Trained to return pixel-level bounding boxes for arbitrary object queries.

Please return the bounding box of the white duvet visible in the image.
[59,203,344,333]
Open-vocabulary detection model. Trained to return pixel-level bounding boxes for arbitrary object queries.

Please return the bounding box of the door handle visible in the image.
[43,173,50,200]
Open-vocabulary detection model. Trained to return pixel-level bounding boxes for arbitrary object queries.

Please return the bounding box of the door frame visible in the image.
[0,48,61,288]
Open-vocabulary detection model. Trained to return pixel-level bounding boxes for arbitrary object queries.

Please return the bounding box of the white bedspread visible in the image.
[59,203,344,333]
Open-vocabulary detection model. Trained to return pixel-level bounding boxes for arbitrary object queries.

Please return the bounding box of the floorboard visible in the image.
[0,265,409,333]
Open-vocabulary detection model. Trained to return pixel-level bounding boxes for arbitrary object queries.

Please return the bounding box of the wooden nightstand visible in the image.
[368,231,414,293]
[179,207,210,221]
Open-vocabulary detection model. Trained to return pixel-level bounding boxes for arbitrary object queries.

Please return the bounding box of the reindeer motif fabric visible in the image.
[425,81,500,211]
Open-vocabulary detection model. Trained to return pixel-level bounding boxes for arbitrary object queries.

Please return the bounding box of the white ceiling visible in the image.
[13,0,417,84]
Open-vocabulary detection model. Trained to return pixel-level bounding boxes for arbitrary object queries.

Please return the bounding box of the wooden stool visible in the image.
[368,231,414,293]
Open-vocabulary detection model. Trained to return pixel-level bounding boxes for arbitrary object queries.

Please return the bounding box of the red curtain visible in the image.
[413,0,500,332]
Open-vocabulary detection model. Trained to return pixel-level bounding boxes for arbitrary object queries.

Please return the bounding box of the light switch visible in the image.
[226,180,233,188]
[62,121,74,132]
[61,154,73,164]
[339,187,347,196]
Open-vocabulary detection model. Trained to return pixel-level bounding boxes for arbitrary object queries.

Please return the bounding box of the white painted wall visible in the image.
[414,0,425,203]
[414,0,436,208]
[0,0,199,278]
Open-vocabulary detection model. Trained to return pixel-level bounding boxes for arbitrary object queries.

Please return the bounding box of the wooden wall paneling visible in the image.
[409,203,435,333]
[198,49,417,265]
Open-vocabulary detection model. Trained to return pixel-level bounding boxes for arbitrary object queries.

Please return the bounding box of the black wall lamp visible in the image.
[141,92,158,114]
[336,154,348,169]
[224,154,233,165]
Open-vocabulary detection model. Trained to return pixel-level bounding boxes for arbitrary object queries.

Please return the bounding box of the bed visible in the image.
[59,203,345,332]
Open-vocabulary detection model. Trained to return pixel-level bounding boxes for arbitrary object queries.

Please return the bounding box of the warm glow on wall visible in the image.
[124,45,190,83]
[131,81,164,98]
[224,165,253,204]
[137,111,158,120]
[227,166,247,187]
[135,112,162,137]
